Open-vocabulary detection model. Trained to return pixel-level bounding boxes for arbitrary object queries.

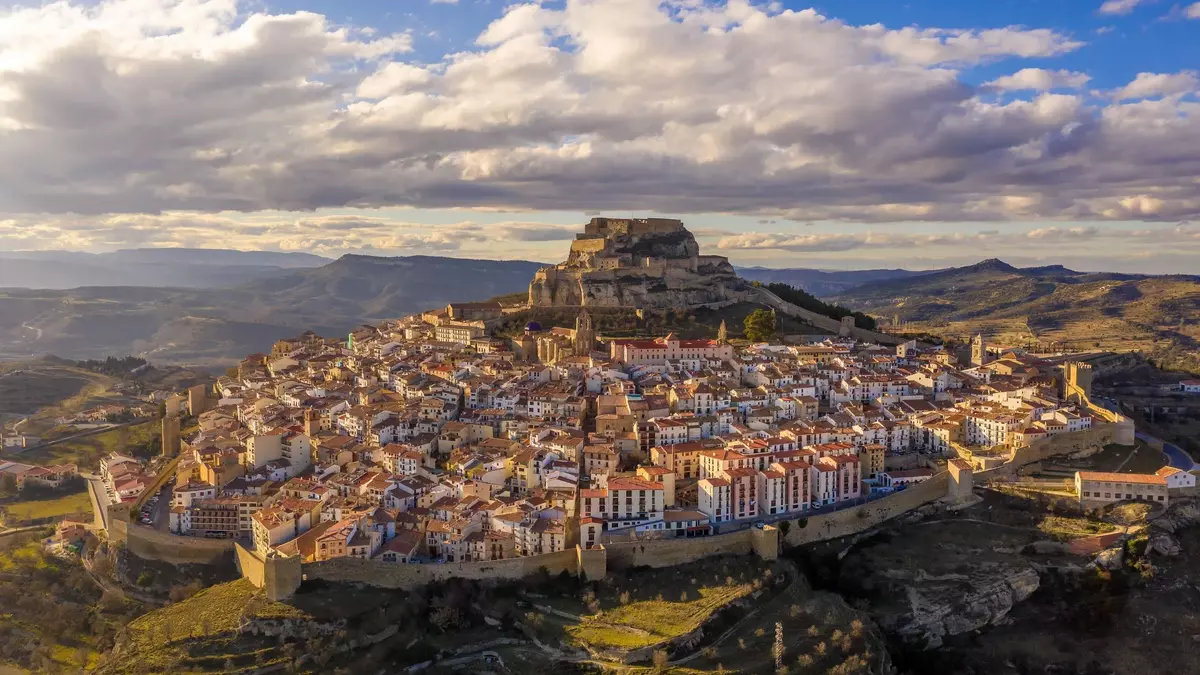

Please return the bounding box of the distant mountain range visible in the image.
[0,249,1195,370]
[735,266,933,296]
[831,258,1200,373]
[0,248,330,289]
[0,254,545,365]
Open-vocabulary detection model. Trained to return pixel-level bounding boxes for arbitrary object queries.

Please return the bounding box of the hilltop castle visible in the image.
[528,217,751,309]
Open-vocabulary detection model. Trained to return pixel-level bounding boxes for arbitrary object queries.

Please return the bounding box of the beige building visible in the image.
[1075,471,1168,507]
[434,320,486,345]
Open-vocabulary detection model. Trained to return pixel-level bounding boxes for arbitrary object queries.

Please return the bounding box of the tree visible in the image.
[0,473,16,497]
[743,309,777,343]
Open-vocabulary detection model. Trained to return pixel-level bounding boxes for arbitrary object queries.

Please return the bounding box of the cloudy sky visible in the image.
[0,0,1196,272]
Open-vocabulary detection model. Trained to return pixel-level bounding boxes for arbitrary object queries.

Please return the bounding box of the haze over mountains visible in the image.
[0,248,1196,370]
[0,248,330,289]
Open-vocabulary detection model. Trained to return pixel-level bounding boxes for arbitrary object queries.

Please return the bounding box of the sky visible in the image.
[0,0,1196,272]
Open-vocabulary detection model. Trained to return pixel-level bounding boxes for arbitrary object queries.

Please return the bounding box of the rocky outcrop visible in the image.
[528,217,752,309]
[1151,499,1200,534]
[875,564,1040,649]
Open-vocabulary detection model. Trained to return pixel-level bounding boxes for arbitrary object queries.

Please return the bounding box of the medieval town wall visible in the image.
[605,529,755,570]
[782,472,951,547]
[302,548,581,590]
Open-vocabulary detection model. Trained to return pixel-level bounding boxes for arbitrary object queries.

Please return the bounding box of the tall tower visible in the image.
[717,320,728,343]
[971,334,988,367]
[575,309,595,355]
[161,414,181,457]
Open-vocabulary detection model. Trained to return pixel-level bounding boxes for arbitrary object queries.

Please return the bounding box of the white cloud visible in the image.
[715,231,995,252]
[1115,71,1199,99]
[987,68,1091,91]
[0,0,1197,235]
[1025,225,1100,240]
[1097,0,1149,15]
[1187,2,1200,18]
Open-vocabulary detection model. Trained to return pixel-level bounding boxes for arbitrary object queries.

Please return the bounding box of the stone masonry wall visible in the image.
[990,424,1120,479]
[303,548,580,589]
[605,529,754,570]
[111,517,235,565]
[782,472,951,547]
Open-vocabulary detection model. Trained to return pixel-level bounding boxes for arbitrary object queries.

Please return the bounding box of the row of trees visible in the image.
[64,355,148,376]
[760,282,877,330]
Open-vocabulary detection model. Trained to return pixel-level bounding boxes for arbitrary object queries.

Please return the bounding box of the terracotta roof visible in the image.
[1076,471,1166,485]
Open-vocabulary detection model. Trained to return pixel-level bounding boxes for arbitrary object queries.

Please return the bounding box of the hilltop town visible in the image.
[82,219,1160,580]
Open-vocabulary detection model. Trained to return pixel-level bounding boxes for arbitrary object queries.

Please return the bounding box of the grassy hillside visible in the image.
[15,420,160,467]
[0,542,143,673]
[832,260,1200,372]
[0,361,117,423]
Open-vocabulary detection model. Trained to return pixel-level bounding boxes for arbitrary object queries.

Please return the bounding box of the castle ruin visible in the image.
[528,217,751,309]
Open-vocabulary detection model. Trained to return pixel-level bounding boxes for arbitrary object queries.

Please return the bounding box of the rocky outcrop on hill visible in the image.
[528,217,752,309]
[872,562,1040,649]
[831,521,1082,650]
[1150,499,1200,534]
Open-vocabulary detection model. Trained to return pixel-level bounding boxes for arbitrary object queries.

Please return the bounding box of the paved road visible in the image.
[152,485,172,532]
[1099,397,1198,472]
[1137,431,1200,472]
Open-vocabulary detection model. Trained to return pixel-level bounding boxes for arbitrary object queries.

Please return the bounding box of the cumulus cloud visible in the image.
[1097,0,1149,15]
[987,68,1091,91]
[0,0,1197,232]
[1187,2,1200,18]
[1114,71,1199,99]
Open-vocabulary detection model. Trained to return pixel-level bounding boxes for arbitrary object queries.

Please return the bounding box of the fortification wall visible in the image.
[235,543,266,588]
[303,548,580,589]
[782,472,951,546]
[992,424,1119,479]
[570,238,609,255]
[605,530,754,570]
[111,518,235,565]
[751,287,904,346]
[131,454,183,511]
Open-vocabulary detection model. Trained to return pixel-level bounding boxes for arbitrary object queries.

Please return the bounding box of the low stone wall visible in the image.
[303,548,580,590]
[782,473,951,547]
[0,526,47,551]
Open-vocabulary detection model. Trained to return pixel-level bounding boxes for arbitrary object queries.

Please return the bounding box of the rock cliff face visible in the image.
[881,565,1040,648]
[528,217,751,309]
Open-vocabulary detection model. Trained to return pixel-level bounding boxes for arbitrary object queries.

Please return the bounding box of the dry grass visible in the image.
[1036,515,1117,540]
[568,583,754,650]
[18,420,158,467]
[1,490,91,525]
[120,579,308,673]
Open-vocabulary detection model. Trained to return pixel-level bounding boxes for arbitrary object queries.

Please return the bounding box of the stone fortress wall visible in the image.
[751,285,907,346]
[584,217,686,237]
[106,501,235,566]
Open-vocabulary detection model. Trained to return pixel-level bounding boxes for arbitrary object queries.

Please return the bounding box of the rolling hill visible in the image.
[831,259,1200,372]
[0,255,544,366]
[735,266,933,296]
